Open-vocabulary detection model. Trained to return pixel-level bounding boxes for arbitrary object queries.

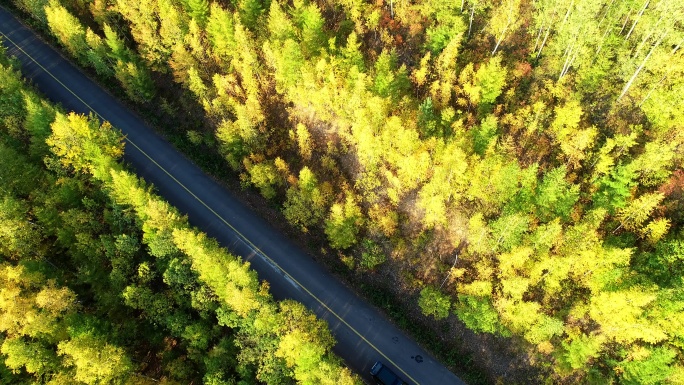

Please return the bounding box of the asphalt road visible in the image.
[0,7,465,385]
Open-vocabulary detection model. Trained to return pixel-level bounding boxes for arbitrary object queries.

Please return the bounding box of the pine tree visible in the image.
[422,1,466,55]
[45,0,88,62]
[0,197,43,260]
[13,0,50,24]
[473,114,498,155]
[84,29,114,76]
[206,3,236,64]
[186,0,209,27]
[593,163,637,214]
[476,55,507,106]
[114,0,167,68]
[57,333,133,384]
[1,337,60,376]
[245,158,281,199]
[620,347,677,385]
[555,334,605,374]
[324,194,363,250]
[454,295,508,335]
[488,0,522,55]
[615,192,664,233]
[283,167,329,230]
[159,0,189,51]
[238,0,266,31]
[589,289,666,345]
[533,166,579,222]
[418,287,451,320]
[417,140,468,228]
[372,50,410,101]
[267,1,295,43]
[292,1,326,57]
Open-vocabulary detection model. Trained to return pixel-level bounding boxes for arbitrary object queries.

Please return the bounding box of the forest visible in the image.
[0,48,358,383]
[3,0,684,383]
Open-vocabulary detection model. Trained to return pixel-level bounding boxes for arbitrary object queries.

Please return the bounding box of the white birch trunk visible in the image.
[597,0,616,28]
[639,74,667,106]
[563,47,580,78]
[537,26,551,58]
[626,0,650,40]
[492,22,510,55]
[534,20,545,53]
[620,11,631,34]
[468,4,475,38]
[618,31,667,101]
[633,14,663,59]
[594,0,616,56]
[639,37,683,105]
[558,40,576,81]
[439,253,459,289]
[671,36,683,55]
[560,0,574,28]
[595,26,612,56]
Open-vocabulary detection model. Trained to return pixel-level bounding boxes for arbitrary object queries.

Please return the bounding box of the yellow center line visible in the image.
[0,26,421,385]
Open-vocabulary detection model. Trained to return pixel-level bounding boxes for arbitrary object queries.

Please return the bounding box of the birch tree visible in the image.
[617,0,683,101]
[489,0,521,55]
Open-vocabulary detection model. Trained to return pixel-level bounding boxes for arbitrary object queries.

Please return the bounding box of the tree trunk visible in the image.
[560,44,579,80]
[492,22,510,55]
[560,0,574,28]
[468,4,475,38]
[558,39,577,81]
[633,14,663,59]
[595,26,612,56]
[534,20,544,53]
[594,0,616,55]
[439,253,459,289]
[597,0,616,28]
[618,31,667,101]
[638,37,683,106]
[537,26,551,58]
[639,74,667,106]
[620,11,631,34]
[625,0,650,40]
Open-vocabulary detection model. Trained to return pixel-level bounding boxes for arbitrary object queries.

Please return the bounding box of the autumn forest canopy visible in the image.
[3,0,684,383]
[0,42,359,385]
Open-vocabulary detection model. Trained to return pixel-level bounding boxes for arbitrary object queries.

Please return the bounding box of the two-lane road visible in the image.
[0,7,465,385]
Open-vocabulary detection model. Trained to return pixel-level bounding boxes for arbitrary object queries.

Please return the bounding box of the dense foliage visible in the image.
[0,50,358,384]
[6,0,684,382]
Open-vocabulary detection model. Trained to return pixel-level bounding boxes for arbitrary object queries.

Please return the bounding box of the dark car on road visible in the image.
[370,361,408,385]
